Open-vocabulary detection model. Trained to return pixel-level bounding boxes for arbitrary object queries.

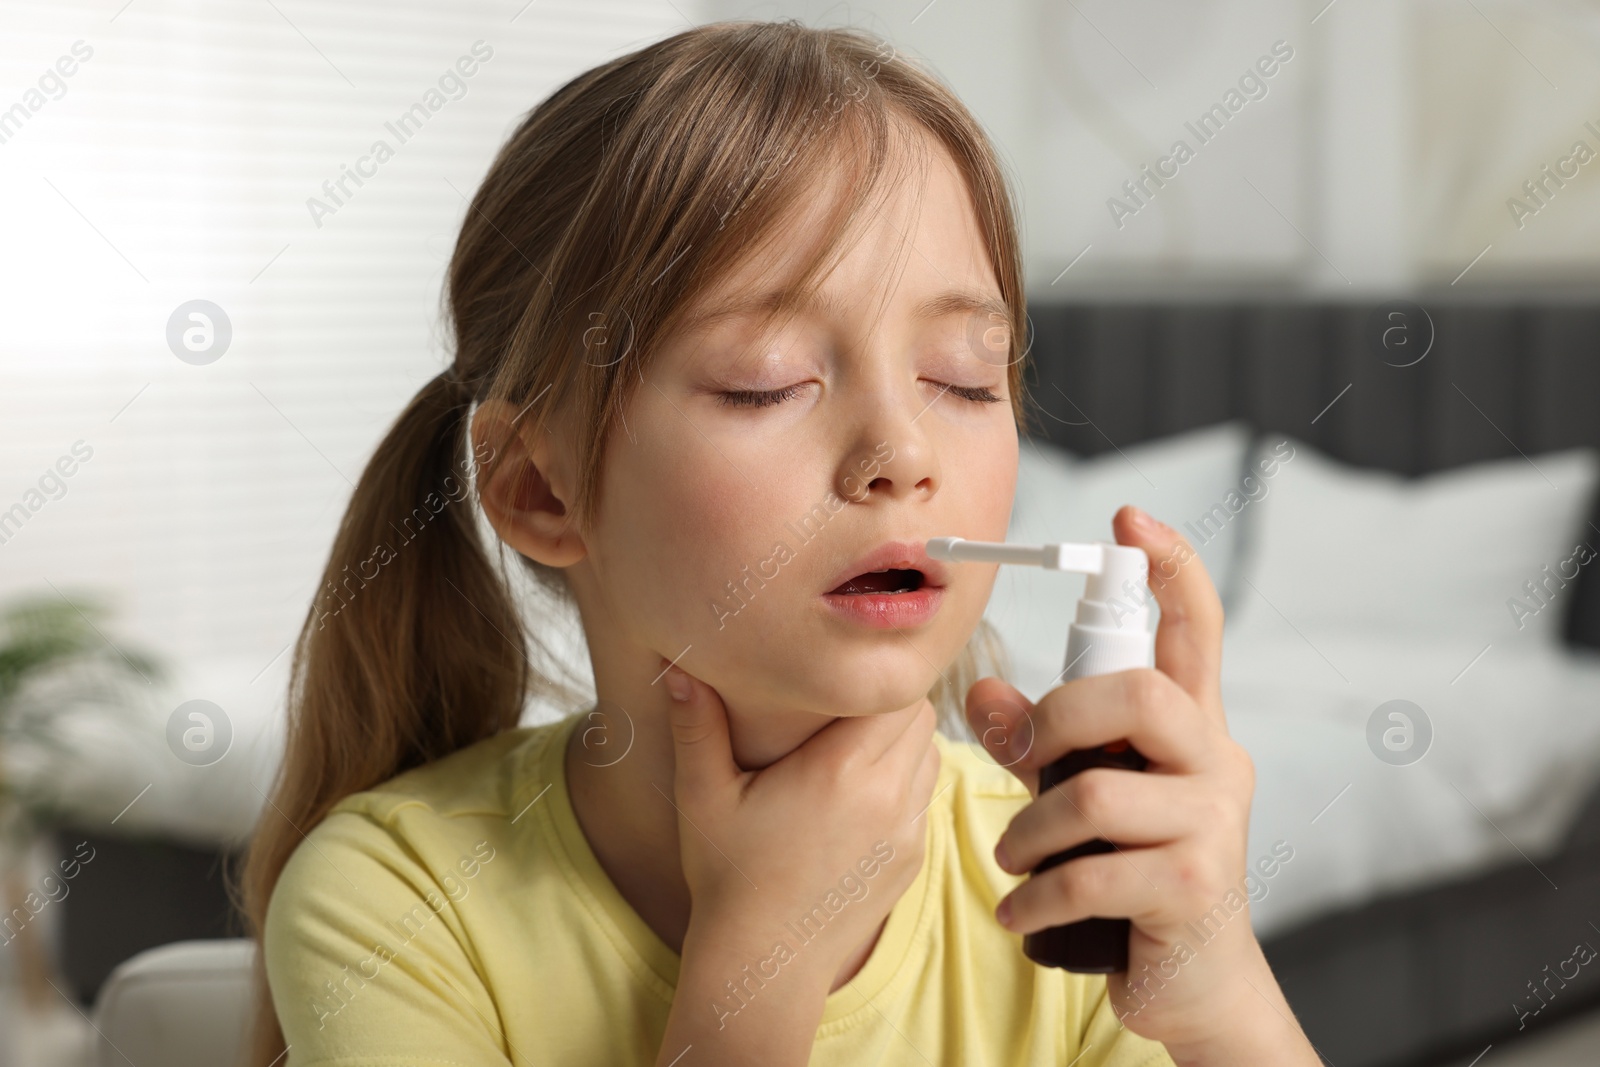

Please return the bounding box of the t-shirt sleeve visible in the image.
[262,808,513,1067]
[1072,979,1176,1067]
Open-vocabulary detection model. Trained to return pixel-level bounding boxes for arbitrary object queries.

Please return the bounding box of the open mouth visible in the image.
[827,568,927,596]
[820,543,946,627]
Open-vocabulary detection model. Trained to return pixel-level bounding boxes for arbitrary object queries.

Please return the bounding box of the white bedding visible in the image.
[994,621,1600,937]
[1222,631,1600,935]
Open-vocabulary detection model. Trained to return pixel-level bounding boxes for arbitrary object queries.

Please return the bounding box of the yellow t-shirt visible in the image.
[263,709,1174,1067]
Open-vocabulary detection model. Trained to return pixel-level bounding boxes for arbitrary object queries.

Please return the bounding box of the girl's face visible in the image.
[571,129,1017,719]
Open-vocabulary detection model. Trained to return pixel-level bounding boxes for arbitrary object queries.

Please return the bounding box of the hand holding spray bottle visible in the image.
[926,536,1154,973]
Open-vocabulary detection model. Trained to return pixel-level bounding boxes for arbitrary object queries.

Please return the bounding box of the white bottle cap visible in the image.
[926,537,1154,681]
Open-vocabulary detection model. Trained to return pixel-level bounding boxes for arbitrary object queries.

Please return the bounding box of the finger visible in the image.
[1009,669,1214,776]
[964,676,1041,796]
[662,663,740,798]
[996,845,1210,935]
[1111,505,1225,719]
[995,770,1202,875]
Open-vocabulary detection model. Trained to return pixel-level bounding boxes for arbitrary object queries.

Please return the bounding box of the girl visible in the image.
[242,20,1319,1067]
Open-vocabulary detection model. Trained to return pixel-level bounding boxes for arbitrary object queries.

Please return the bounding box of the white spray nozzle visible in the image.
[927,536,1107,574]
[926,535,1154,679]
[926,537,1147,603]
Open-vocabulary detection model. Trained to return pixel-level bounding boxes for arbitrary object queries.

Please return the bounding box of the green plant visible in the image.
[2,593,165,817]
[0,592,162,839]
[0,591,162,1008]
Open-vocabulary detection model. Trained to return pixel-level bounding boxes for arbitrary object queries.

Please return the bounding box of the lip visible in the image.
[822,584,945,628]
[822,540,949,595]
[820,540,949,630]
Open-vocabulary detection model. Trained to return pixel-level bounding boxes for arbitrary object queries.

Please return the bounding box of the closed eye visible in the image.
[717,385,803,408]
[717,382,1004,408]
[930,382,1004,404]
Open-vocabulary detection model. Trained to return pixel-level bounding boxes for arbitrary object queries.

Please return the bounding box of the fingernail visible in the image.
[995,896,1013,927]
[1130,506,1156,532]
[994,839,1013,873]
[664,666,692,702]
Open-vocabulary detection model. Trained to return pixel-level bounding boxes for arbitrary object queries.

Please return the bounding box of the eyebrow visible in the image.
[677,286,1011,335]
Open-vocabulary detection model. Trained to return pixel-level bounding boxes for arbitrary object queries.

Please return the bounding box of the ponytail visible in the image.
[236,369,542,1066]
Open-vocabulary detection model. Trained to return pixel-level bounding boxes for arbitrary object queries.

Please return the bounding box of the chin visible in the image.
[696,595,977,718]
[795,656,947,719]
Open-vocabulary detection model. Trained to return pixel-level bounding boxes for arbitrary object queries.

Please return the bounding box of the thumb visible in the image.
[662,663,739,795]
[1110,504,1225,719]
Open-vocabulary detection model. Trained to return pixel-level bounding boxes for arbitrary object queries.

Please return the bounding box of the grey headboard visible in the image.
[1019,300,1600,648]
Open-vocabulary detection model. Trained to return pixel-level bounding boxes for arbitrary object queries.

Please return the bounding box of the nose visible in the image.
[835,407,940,503]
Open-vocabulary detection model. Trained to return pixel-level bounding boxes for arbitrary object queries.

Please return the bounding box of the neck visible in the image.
[562,653,837,951]
[557,580,891,987]
[563,708,889,991]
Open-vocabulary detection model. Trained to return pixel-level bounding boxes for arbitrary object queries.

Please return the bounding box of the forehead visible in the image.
[675,120,1007,337]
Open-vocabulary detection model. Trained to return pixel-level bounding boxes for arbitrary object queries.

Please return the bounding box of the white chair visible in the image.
[91,939,256,1067]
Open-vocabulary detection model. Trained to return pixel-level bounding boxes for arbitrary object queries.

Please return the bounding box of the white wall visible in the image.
[0,0,693,675]
[709,0,1600,297]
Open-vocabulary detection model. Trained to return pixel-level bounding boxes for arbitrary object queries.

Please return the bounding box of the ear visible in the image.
[470,398,586,568]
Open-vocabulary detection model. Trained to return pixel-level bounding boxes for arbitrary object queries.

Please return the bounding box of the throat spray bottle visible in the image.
[926,536,1155,973]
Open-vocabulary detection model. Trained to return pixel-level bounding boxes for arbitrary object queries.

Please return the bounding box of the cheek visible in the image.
[955,420,1018,540]
[987,456,1020,536]
[937,420,1017,627]
[587,398,817,649]
[990,439,1019,530]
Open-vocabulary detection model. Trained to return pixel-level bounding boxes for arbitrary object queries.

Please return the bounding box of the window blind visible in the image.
[0,0,693,690]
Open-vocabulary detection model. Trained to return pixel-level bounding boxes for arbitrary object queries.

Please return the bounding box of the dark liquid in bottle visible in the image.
[1022,741,1148,973]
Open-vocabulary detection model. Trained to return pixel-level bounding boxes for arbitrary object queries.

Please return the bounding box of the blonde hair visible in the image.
[237,19,1030,1064]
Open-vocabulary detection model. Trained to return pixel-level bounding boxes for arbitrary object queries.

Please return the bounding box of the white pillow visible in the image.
[1230,436,1600,647]
[985,422,1254,698]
